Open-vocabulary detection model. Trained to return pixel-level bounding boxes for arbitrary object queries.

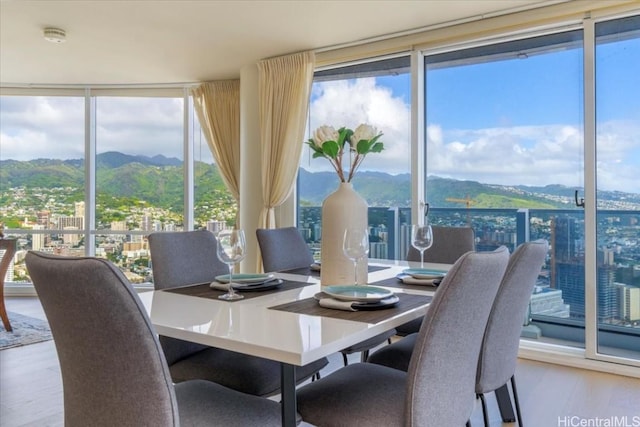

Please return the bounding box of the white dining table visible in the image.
[138,260,450,427]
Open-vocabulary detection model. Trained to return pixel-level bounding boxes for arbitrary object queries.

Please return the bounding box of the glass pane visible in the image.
[595,15,640,360]
[298,57,412,260]
[425,30,586,348]
[1,95,86,282]
[94,233,153,285]
[95,96,184,232]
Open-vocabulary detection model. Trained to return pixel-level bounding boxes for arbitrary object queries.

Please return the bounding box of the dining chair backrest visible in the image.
[407,225,475,264]
[476,239,549,394]
[148,230,228,290]
[405,245,509,426]
[148,230,229,365]
[25,251,180,426]
[256,227,314,273]
[1,238,17,331]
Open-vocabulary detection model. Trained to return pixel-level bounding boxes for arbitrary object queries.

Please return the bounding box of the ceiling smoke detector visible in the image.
[43,27,66,43]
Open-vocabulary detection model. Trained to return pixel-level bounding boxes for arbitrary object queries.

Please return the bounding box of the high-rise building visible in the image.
[141,214,152,232]
[36,210,50,227]
[597,248,620,321]
[63,226,80,246]
[552,216,584,318]
[74,201,85,218]
[618,284,640,322]
[32,224,45,251]
[206,220,227,234]
[369,242,388,259]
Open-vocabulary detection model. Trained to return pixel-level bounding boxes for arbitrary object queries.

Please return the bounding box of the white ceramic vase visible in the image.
[320,182,368,287]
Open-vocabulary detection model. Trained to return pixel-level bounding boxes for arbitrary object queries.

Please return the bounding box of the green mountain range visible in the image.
[2,152,638,212]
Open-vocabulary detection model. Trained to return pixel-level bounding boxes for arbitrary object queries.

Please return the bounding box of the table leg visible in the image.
[280,363,297,427]
[495,383,516,422]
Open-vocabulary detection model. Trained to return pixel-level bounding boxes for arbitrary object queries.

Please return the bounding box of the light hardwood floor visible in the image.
[1,297,639,427]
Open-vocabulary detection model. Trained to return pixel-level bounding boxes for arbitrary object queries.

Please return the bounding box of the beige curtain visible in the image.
[257,51,315,230]
[191,80,241,227]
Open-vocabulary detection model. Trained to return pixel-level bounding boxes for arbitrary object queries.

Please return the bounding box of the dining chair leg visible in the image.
[511,375,524,427]
[478,393,490,427]
[342,353,349,366]
[359,350,370,363]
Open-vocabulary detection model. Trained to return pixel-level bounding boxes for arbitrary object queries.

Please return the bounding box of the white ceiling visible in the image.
[1,0,559,86]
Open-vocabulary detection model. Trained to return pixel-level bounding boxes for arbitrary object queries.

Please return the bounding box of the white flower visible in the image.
[312,125,339,147]
[306,123,384,183]
[350,124,378,147]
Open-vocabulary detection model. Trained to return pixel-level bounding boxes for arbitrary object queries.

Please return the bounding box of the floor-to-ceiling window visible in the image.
[0,94,85,282]
[0,89,236,285]
[424,29,587,347]
[93,95,184,283]
[421,16,640,363]
[594,15,640,359]
[297,56,412,260]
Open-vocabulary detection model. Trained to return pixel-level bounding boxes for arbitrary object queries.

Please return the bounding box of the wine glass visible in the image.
[343,228,369,285]
[411,224,433,269]
[216,229,247,301]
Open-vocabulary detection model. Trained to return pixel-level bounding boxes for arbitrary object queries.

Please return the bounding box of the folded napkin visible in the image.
[210,281,232,291]
[317,297,357,311]
[399,275,442,286]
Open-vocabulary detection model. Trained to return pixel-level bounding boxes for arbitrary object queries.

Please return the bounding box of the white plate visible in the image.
[322,285,394,302]
[402,268,447,280]
[214,273,275,284]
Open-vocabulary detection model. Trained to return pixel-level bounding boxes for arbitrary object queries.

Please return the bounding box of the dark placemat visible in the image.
[163,279,313,302]
[269,293,432,323]
[303,264,391,278]
[369,276,439,292]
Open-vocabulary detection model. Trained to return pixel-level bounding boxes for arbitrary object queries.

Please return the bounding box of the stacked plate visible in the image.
[316,285,399,310]
[397,268,447,286]
[212,273,283,291]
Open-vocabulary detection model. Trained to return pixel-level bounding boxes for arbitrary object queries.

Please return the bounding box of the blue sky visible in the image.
[305,32,639,194]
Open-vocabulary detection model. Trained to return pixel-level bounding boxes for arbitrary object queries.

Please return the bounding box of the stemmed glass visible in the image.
[343,228,369,285]
[216,229,247,301]
[411,224,433,269]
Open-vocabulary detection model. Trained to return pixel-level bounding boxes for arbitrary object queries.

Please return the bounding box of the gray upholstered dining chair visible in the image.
[368,240,549,427]
[148,229,328,396]
[475,239,548,426]
[399,225,476,336]
[256,226,315,274]
[256,226,397,365]
[295,246,510,427]
[25,251,282,427]
[406,225,475,264]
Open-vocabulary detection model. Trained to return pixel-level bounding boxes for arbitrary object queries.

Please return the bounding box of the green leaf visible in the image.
[369,142,384,153]
[369,134,383,145]
[356,139,369,154]
[322,140,340,158]
[337,127,353,148]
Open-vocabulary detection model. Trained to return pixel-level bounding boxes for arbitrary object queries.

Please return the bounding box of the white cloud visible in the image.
[305,79,410,175]
[2,88,639,194]
[0,96,184,160]
[426,120,640,193]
